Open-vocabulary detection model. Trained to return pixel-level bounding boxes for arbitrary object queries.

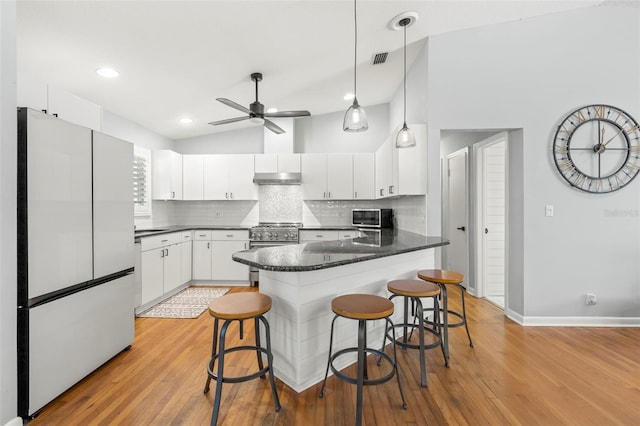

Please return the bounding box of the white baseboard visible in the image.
[521,316,640,327]
[4,417,23,426]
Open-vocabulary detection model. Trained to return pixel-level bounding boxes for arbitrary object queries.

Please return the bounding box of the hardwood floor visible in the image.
[31,286,640,425]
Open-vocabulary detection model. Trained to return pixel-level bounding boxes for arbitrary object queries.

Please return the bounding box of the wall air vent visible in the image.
[371,52,388,65]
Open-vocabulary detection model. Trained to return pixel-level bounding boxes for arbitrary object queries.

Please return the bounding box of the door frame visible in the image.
[443,148,469,282]
[473,132,508,306]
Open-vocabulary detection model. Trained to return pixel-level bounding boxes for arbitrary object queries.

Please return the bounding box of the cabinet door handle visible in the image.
[380,188,384,196]
[328,192,331,198]
[199,234,206,237]
[354,191,358,199]
[161,250,165,258]
[207,242,210,249]
[225,192,228,199]
[230,192,233,199]
[161,239,168,243]
[244,242,247,249]
[323,192,326,198]
[52,113,58,117]
[226,234,233,238]
[165,248,169,256]
[171,191,175,199]
[389,185,394,194]
[316,235,323,238]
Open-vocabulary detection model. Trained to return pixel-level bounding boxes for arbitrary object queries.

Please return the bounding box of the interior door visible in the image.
[478,133,507,306]
[447,150,468,280]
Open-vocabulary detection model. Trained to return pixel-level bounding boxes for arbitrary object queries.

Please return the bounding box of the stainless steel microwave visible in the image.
[351,209,393,228]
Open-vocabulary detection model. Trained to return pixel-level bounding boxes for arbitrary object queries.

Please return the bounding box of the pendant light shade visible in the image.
[394,15,416,148]
[344,0,368,132]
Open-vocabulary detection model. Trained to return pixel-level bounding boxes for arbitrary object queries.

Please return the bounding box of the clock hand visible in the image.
[602,126,625,148]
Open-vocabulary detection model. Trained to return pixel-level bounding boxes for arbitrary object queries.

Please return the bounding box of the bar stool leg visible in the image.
[459,286,474,348]
[203,318,220,394]
[387,317,407,409]
[318,315,339,398]
[258,315,281,412]
[414,297,427,388]
[211,319,231,426]
[254,317,265,378]
[439,283,450,367]
[355,319,366,426]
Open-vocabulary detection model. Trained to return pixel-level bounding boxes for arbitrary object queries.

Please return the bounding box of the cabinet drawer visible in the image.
[211,230,248,241]
[300,230,339,241]
[338,230,358,239]
[140,232,181,251]
[194,230,212,240]
[181,231,193,241]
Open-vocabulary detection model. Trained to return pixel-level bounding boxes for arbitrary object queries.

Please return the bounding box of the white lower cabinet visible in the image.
[192,230,250,282]
[300,229,358,243]
[180,231,193,285]
[140,233,182,306]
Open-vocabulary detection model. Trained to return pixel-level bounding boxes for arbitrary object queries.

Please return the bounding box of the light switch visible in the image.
[545,205,554,217]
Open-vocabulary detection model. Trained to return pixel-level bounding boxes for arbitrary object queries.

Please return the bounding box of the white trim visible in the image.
[4,417,23,426]
[517,316,640,327]
[505,308,524,325]
[444,148,469,284]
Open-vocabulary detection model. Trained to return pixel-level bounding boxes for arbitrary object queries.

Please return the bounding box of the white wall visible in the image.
[102,110,174,151]
[0,1,18,424]
[174,126,263,154]
[295,103,389,153]
[426,3,640,322]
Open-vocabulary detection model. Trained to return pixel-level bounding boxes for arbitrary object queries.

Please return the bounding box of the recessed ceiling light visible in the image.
[344,93,355,101]
[180,117,193,124]
[96,67,120,79]
[266,107,278,113]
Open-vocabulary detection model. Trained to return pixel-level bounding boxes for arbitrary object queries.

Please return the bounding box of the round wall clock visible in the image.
[553,104,640,193]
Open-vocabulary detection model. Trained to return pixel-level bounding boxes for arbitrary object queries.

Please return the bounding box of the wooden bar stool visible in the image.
[319,294,407,426]
[384,279,446,387]
[417,269,474,366]
[203,293,280,425]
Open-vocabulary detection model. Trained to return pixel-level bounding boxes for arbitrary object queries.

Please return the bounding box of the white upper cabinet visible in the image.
[182,155,205,200]
[326,154,353,200]
[203,154,256,200]
[152,150,183,200]
[353,153,375,200]
[254,153,301,173]
[301,154,327,199]
[375,124,427,198]
[302,153,358,200]
[18,75,102,131]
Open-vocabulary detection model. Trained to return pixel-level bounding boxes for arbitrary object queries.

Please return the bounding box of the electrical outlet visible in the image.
[585,293,597,305]
[215,211,223,217]
[545,205,554,217]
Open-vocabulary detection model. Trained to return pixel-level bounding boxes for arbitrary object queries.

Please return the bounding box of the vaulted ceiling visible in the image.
[16,0,602,140]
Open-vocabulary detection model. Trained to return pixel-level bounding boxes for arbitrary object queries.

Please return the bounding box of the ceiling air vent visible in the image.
[371,52,388,65]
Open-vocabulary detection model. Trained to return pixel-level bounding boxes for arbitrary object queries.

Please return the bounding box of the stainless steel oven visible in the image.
[248,222,301,286]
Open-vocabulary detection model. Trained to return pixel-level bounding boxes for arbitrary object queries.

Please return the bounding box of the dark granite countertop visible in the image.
[134,225,251,241]
[232,231,448,272]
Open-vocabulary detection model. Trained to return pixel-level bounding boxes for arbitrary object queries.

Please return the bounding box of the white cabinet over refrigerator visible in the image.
[17,108,134,420]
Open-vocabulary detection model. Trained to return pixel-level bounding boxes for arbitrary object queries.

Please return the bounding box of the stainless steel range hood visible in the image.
[253,172,301,185]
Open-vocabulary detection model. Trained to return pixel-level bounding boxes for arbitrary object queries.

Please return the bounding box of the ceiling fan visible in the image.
[209,72,311,134]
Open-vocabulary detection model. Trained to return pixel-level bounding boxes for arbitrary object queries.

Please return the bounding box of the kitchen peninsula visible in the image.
[232,231,448,392]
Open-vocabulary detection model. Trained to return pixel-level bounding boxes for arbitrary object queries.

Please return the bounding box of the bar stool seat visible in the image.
[203,292,280,425]
[319,294,407,426]
[417,269,474,366]
[384,279,446,387]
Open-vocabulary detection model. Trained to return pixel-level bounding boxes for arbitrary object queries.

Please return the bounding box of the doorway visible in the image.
[474,133,507,308]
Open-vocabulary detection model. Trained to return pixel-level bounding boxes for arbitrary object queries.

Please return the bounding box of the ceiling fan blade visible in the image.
[208,116,250,126]
[263,119,285,134]
[216,98,250,114]
[264,110,311,118]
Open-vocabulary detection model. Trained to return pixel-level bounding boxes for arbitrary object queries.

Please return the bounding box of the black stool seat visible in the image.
[203,292,280,425]
[319,294,407,426]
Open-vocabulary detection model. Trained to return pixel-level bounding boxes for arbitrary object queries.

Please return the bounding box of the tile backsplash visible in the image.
[136,194,427,235]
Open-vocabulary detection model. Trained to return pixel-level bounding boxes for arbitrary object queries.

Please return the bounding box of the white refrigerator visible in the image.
[17,108,135,419]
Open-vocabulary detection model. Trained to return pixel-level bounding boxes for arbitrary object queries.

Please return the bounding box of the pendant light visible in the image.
[343,0,368,132]
[392,13,418,148]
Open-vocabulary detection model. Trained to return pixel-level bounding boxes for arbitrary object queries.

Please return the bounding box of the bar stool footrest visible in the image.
[387,323,442,351]
[330,347,396,387]
[206,345,271,384]
[422,307,466,328]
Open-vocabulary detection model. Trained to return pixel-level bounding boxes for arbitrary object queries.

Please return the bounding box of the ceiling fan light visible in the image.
[250,116,265,125]
[266,107,278,113]
[395,123,416,148]
[343,98,368,132]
